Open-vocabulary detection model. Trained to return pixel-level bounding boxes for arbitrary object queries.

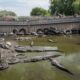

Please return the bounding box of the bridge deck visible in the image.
[0,17,80,26]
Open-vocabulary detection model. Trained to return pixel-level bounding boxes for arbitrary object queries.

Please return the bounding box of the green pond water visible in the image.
[0,35,80,80]
[0,53,80,80]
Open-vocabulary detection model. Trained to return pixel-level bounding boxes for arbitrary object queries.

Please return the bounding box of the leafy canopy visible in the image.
[49,0,80,15]
[0,10,16,17]
[31,7,50,16]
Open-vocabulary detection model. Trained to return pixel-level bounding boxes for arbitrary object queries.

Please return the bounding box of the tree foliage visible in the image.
[30,7,50,16]
[49,0,80,16]
[0,10,16,17]
[73,0,80,14]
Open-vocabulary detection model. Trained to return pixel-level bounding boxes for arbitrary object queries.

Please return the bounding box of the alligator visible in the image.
[49,58,74,75]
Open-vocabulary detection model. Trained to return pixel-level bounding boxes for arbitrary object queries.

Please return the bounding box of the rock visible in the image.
[0,41,12,49]
[7,57,19,64]
[0,62,9,70]
[48,39,53,42]
[48,39,56,43]
[15,46,27,52]
[0,38,5,41]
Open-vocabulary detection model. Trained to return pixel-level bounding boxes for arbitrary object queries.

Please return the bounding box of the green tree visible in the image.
[73,0,80,14]
[0,10,16,17]
[49,0,60,15]
[31,7,50,16]
[49,0,75,16]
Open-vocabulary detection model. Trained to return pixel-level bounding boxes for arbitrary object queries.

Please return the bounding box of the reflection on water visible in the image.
[54,53,80,80]
[60,53,80,69]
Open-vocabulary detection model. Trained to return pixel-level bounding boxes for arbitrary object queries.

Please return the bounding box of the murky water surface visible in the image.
[0,52,80,80]
[54,53,80,80]
[0,35,80,80]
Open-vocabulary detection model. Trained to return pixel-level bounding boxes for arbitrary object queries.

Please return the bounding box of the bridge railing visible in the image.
[0,17,80,26]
